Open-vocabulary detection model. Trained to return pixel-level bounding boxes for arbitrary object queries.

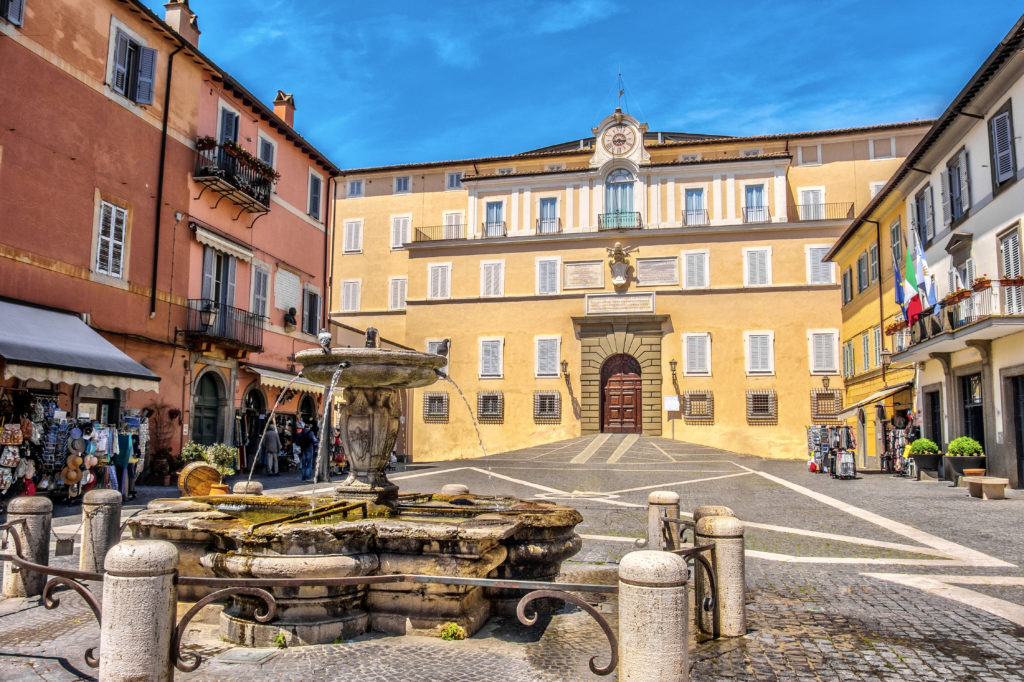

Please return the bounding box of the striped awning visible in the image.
[243,365,323,395]
[836,382,913,419]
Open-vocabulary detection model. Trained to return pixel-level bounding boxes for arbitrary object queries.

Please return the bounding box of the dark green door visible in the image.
[193,373,222,445]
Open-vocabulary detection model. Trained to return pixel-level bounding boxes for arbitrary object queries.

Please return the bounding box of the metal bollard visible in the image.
[80,489,123,573]
[99,540,179,681]
[618,550,689,681]
[695,514,746,638]
[232,481,264,495]
[440,484,470,495]
[2,496,53,597]
[647,491,680,550]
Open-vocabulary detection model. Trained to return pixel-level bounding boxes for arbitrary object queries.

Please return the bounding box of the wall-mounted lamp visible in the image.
[822,375,831,390]
[174,211,185,222]
[669,358,678,380]
[561,359,569,379]
[880,348,892,371]
[198,302,217,331]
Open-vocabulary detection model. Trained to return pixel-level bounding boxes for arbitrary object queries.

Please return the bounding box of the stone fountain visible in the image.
[128,334,582,646]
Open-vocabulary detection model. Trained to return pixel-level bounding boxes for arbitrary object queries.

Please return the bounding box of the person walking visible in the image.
[296,421,318,481]
[263,422,281,476]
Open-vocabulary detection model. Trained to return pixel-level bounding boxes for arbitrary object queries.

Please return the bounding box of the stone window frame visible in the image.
[810,389,843,423]
[423,392,449,423]
[746,389,778,425]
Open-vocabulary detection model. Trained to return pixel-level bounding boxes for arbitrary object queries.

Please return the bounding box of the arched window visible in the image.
[604,169,635,227]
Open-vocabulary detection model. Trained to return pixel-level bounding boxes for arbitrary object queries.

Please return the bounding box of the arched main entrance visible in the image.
[192,372,223,445]
[601,354,642,433]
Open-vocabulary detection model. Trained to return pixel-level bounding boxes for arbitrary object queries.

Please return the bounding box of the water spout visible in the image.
[245,370,307,486]
[309,364,346,513]
[437,375,487,459]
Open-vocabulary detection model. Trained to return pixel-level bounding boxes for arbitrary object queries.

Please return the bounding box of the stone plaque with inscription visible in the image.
[564,261,604,290]
[636,257,679,286]
[585,292,656,315]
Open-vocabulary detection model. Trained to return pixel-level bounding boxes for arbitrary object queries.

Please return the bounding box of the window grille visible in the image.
[477,392,504,424]
[746,389,778,424]
[810,389,843,423]
[683,390,714,424]
[533,391,561,422]
[423,393,449,423]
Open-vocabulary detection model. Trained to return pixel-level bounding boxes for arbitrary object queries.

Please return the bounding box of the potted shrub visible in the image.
[204,442,238,494]
[908,438,941,477]
[942,436,985,485]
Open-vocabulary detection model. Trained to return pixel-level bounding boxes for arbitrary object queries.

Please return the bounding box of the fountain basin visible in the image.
[128,493,582,644]
[295,347,446,388]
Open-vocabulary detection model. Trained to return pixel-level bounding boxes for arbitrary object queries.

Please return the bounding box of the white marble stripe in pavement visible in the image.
[605,471,754,495]
[605,434,639,463]
[747,551,999,567]
[740,520,956,558]
[569,433,610,464]
[863,573,1024,628]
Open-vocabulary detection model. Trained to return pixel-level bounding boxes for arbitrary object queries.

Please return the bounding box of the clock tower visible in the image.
[590,108,650,168]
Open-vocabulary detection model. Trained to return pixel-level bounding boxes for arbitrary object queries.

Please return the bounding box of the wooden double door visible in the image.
[601,354,642,434]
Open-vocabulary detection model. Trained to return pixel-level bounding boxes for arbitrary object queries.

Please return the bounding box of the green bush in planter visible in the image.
[179,440,207,465]
[908,438,939,455]
[946,436,984,456]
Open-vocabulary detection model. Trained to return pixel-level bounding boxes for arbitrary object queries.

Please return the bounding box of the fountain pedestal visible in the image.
[333,386,400,504]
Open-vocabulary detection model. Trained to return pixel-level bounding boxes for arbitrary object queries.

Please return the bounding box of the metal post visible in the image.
[99,540,179,681]
[618,550,689,681]
[2,496,53,597]
[80,489,123,573]
[647,491,680,550]
[695,514,746,638]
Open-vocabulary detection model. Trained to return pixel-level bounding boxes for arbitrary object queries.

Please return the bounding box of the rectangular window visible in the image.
[1000,228,1022,314]
[941,148,971,224]
[806,246,833,284]
[799,188,824,220]
[870,181,886,198]
[480,260,505,297]
[446,171,463,190]
[394,176,410,194]
[745,331,774,375]
[842,268,853,304]
[484,201,504,237]
[684,188,707,226]
[862,332,871,372]
[428,263,451,299]
[342,220,363,253]
[426,339,449,376]
[308,173,322,219]
[683,333,711,376]
[258,137,275,167]
[869,243,879,282]
[743,184,768,222]
[989,102,1016,192]
[391,216,410,249]
[301,289,321,335]
[636,257,679,286]
[546,164,564,171]
[477,392,504,423]
[683,390,714,424]
[857,252,869,292]
[870,137,894,159]
[423,392,449,423]
[479,338,504,378]
[497,167,515,175]
[798,144,820,165]
[535,337,560,378]
[347,180,364,198]
[741,149,763,157]
[811,389,843,423]
[341,280,360,312]
[251,266,269,317]
[2,0,25,25]
[890,219,903,269]
[534,391,561,422]
[536,257,560,295]
[683,250,709,289]
[109,27,157,105]
[679,153,701,162]
[96,201,127,278]
[746,389,778,424]
[809,331,837,373]
[538,197,559,233]
[743,247,771,286]
[873,326,882,368]
[841,342,850,378]
[389,277,407,311]
[911,185,935,244]
[443,212,465,239]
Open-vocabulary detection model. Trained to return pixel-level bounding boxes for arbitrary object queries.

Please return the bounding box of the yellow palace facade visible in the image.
[330,111,930,460]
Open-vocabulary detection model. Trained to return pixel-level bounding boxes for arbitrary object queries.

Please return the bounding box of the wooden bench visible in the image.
[962,476,1010,500]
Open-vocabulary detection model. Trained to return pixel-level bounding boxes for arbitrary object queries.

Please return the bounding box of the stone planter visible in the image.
[942,455,986,485]
[911,453,941,478]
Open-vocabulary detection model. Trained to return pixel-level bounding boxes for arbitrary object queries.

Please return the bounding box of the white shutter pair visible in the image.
[746,334,772,374]
[389,279,407,311]
[97,202,126,278]
[1000,231,1022,314]
[684,334,710,375]
[480,262,504,297]
[745,249,769,286]
[480,340,502,377]
[343,222,362,253]
[537,259,559,294]
[807,247,831,284]
[811,333,835,372]
[252,268,269,317]
[535,338,559,377]
[684,252,708,288]
[342,281,361,312]
[391,217,410,249]
[429,264,450,299]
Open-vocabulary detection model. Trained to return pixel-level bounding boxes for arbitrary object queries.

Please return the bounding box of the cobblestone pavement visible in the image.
[2,434,1024,680]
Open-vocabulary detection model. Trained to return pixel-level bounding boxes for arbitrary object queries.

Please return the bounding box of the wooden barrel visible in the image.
[177,462,222,497]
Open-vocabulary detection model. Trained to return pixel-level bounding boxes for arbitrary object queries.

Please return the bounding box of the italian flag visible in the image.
[903,246,922,323]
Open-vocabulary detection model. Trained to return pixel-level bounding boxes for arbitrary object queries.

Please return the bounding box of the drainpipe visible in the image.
[323,174,337,331]
[150,42,185,318]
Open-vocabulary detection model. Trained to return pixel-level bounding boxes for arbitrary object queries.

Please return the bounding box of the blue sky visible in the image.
[148,1,1023,169]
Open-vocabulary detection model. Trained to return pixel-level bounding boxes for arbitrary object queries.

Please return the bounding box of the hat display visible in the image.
[69,437,86,453]
[83,469,95,486]
[67,454,84,469]
[69,427,83,439]
[84,454,98,469]
[61,465,82,486]
[82,424,94,440]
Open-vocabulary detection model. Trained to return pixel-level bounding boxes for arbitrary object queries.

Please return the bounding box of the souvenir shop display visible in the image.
[806,424,857,479]
[880,409,919,475]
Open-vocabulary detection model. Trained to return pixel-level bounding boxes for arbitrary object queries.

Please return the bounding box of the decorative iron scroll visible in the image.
[673,542,717,612]
[172,586,277,672]
[42,577,102,667]
[516,589,618,676]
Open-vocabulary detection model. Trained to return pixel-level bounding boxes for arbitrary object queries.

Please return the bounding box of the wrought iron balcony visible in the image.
[193,142,272,213]
[536,217,562,235]
[796,202,854,221]
[742,206,771,223]
[481,221,507,238]
[683,209,709,226]
[413,224,466,242]
[184,299,264,352]
[598,212,643,230]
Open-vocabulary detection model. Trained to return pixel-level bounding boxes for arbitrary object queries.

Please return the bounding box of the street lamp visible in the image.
[199,303,217,331]
[669,358,678,381]
[561,359,569,379]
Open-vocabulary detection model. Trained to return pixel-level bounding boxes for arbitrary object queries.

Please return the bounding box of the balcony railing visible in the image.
[193,143,272,213]
[481,221,507,238]
[598,212,643,230]
[742,206,771,223]
[185,299,264,351]
[910,282,1024,346]
[796,202,854,221]
[536,217,562,235]
[413,224,466,242]
[683,209,709,226]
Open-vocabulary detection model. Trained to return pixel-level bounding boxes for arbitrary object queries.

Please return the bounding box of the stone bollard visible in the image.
[80,489,123,573]
[647,491,680,550]
[695,514,746,638]
[440,484,469,495]
[99,540,179,681]
[232,481,264,495]
[2,496,53,598]
[692,504,734,526]
[618,550,689,681]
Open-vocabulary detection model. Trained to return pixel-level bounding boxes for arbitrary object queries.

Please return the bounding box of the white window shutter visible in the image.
[812,333,834,372]
[992,113,1015,183]
[686,335,709,374]
[431,265,450,298]
[481,341,500,376]
[808,247,830,284]
[747,250,767,285]
[965,258,975,286]
[748,335,769,372]
[685,253,707,288]
[538,260,558,294]
[947,269,956,294]
[925,186,935,239]
[390,279,406,310]
[536,338,558,376]
[959,149,971,211]
[940,169,951,227]
[908,199,918,239]
[97,203,113,274]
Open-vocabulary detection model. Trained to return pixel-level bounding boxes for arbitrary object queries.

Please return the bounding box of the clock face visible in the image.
[602,124,636,155]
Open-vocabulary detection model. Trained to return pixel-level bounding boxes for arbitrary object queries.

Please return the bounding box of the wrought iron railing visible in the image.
[598,211,643,230]
[193,143,272,212]
[742,206,771,223]
[186,299,264,351]
[683,209,710,226]
[795,202,854,221]
[536,217,562,234]
[481,221,507,238]
[909,281,1024,346]
[412,224,466,242]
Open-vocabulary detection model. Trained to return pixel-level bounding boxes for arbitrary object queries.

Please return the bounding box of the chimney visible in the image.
[274,91,296,127]
[164,0,200,47]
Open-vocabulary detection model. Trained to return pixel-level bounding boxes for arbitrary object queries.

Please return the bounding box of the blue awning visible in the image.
[0,300,160,392]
